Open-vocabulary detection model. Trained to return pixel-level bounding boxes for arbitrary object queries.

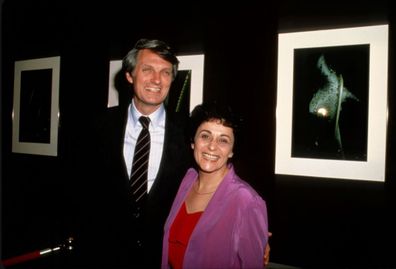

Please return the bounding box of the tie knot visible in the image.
[139,116,150,129]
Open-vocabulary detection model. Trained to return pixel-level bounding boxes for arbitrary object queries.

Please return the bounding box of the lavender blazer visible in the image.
[161,164,269,269]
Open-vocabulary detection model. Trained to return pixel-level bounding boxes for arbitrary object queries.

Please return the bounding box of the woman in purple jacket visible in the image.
[161,101,269,269]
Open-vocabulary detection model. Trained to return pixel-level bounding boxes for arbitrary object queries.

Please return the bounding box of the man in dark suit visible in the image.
[71,39,193,268]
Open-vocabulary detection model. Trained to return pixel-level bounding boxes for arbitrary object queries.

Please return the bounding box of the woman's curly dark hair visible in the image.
[189,101,243,152]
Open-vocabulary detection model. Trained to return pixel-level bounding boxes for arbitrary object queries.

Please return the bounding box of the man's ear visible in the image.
[191,143,195,150]
[228,152,234,158]
[125,72,133,84]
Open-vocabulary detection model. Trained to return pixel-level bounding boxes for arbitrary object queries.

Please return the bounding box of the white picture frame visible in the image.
[107,54,204,112]
[275,25,388,182]
[12,56,60,156]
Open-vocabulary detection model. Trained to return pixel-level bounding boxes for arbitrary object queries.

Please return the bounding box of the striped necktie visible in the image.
[130,116,151,203]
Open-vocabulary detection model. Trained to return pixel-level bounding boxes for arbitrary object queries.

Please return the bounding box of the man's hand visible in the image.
[264,232,272,266]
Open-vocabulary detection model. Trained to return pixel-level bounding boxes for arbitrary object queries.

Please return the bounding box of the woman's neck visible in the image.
[196,167,228,192]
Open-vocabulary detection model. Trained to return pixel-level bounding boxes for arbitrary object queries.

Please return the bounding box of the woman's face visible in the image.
[192,120,234,174]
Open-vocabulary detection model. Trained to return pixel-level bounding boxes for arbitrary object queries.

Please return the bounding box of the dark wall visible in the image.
[1,0,394,268]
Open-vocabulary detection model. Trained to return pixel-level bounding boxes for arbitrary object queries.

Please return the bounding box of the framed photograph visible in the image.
[275,25,388,182]
[107,54,204,113]
[12,56,60,156]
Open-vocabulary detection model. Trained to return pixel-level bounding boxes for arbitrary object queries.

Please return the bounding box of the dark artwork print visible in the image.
[291,45,369,161]
[19,68,52,144]
[166,69,191,115]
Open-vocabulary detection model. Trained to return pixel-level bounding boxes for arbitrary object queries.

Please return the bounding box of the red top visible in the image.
[168,202,202,269]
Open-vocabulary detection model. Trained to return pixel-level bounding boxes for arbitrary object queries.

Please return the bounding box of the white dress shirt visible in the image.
[123,101,165,192]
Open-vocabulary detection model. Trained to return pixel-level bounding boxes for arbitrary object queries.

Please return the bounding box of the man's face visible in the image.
[126,49,173,115]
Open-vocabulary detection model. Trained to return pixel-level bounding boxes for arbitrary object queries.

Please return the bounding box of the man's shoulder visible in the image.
[166,110,190,124]
[165,111,190,135]
[93,106,127,126]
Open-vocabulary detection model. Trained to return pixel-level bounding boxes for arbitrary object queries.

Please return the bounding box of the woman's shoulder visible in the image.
[229,175,266,205]
[180,167,198,184]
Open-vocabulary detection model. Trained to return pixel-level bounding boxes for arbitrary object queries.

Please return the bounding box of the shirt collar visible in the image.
[129,101,166,130]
